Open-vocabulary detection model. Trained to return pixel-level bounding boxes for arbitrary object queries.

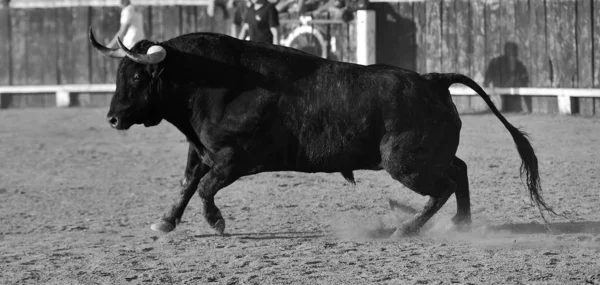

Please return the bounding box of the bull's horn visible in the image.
[88,27,126,58]
[117,38,166,65]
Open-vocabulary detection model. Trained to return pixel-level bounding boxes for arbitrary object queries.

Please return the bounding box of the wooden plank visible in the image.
[579,98,595,116]
[10,9,28,85]
[515,0,531,112]
[595,98,600,116]
[180,6,197,35]
[104,6,121,83]
[42,8,58,85]
[530,0,550,87]
[412,1,426,73]
[577,0,593,88]
[484,0,501,86]
[138,6,152,40]
[0,7,10,86]
[547,0,577,88]
[27,9,44,86]
[441,0,456,73]
[595,1,600,87]
[72,7,90,84]
[152,6,182,41]
[398,2,416,71]
[90,6,108,84]
[558,1,577,88]
[455,0,470,77]
[424,0,442,73]
[515,0,530,84]
[470,0,485,84]
[374,3,400,67]
[499,0,516,55]
[57,7,74,84]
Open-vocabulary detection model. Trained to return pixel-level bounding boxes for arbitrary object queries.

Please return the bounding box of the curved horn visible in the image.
[117,38,166,65]
[88,27,125,58]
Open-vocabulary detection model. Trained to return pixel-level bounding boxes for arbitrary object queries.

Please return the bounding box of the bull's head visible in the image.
[89,28,167,130]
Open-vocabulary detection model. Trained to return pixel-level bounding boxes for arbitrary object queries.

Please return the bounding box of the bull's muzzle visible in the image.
[107,116,119,129]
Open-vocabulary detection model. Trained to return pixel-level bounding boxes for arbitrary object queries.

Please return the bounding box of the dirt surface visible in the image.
[1,108,599,285]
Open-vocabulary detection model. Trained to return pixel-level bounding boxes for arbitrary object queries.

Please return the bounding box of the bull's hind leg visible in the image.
[449,157,471,228]
[391,177,456,237]
[151,144,209,232]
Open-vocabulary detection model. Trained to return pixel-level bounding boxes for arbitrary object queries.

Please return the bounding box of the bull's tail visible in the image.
[426,72,557,224]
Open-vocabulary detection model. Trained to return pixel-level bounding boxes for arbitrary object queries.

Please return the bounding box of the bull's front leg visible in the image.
[151,145,209,233]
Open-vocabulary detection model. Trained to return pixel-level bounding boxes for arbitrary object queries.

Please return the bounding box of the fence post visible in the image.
[356,0,375,65]
[557,94,572,115]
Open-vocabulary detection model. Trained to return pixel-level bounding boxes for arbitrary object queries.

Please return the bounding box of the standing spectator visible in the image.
[107,0,145,49]
[484,42,529,88]
[230,0,251,39]
[238,0,280,45]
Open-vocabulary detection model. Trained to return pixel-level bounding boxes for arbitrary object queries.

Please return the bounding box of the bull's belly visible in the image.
[261,140,383,173]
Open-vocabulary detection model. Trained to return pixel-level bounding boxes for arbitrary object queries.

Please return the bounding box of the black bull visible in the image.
[89,28,554,237]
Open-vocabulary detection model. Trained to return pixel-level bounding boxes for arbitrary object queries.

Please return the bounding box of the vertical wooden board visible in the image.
[72,7,90,84]
[162,6,182,39]
[579,98,595,116]
[104,7,121,84]
[10,9,28,85]
[530,0,550,87]
[441,0,456,73]
[413,2,427,73]
[485,0,501,84]
[57,7,74,84]
[27,9,44,86]
[90,7,107,84]
[558,1,577,87]
[151,7,165,41]
[595,98,600,116]
[455,0,470,76]
[515,0,530,85]
[470,0,485,84]
[425,0,442,73]
[499,0,516,53]
[595,1,600,87]
[0,7,10,85]
[577,0,593,87]
[398,2,416,71]
[136,6,152,40]
[374,3,400,67]
[180,6,197,35]
[42,8,58,85]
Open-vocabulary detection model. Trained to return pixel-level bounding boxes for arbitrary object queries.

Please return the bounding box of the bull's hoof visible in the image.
[210,218,226,235]
[150,219,176,233]
[390,224,420,239]
[451,214,472,231]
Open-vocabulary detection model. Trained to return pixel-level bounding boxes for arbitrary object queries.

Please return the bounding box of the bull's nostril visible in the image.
[107,117,118,128]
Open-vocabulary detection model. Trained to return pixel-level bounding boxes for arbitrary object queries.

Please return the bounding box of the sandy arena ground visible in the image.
[1,108,599,285]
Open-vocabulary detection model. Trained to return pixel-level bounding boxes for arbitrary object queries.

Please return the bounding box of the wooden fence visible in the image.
[0,0,599,115]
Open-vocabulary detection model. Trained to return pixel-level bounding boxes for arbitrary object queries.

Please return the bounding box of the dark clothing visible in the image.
[233,0,249,26]
[484,56,529,87]
[244,3,279,43]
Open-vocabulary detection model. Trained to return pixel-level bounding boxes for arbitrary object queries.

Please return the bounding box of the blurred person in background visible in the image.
[229,0,251,38]
[107,0,145,49]
[238,0,280,45]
